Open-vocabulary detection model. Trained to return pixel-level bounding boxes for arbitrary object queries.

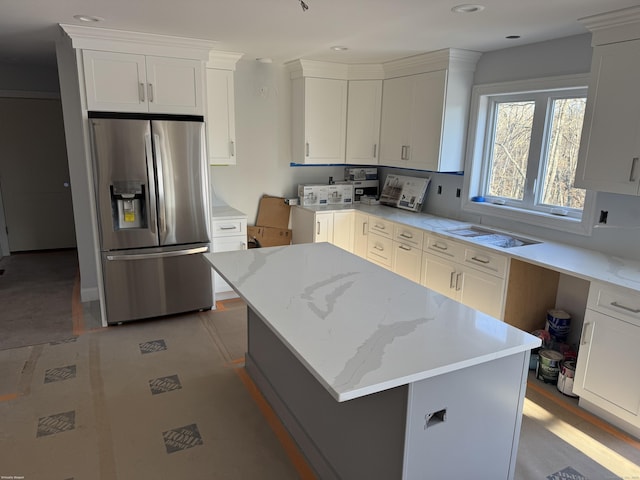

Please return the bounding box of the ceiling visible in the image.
[2,0,639,68]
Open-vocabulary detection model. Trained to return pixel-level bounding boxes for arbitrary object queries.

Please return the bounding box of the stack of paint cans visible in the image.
[546,309,572,343]
[536,349,564,383]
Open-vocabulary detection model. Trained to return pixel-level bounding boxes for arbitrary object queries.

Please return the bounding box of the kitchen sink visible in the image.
[445,226,541,249]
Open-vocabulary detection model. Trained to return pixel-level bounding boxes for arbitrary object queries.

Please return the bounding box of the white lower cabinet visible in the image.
[353,212,369,259]
[574,282,640,434]
[392,223,424,283]
[421,235,507,319]
[291,207,354,253]
[211,215,247,300]
[366,216,394,270]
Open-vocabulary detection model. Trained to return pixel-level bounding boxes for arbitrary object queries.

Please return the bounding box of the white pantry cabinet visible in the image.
[575,39,640,195]
[83,50,203,115]
[291,77,348,164]
[574,282,640,434]
[206,68,236,165]
[346,80,382,165]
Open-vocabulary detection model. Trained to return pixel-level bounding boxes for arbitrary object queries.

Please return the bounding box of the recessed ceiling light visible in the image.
[506,35,521,39]
[256,58,273,64]
[330,46,348,51]
[451,4,485,13]
[73,14,104,23]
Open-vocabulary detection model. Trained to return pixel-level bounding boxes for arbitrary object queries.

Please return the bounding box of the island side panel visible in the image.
[402,350,530,480]
[245,307,408,480]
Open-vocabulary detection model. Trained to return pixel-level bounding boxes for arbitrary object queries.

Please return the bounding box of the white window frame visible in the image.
[462,74,596,236]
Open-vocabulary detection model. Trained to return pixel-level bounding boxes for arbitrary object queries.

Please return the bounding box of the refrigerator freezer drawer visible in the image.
[102,245,213,324]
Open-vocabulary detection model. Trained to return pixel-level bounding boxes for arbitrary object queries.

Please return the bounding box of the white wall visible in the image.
[209,59,346,224]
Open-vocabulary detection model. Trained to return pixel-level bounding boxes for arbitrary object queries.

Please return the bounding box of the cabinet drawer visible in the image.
[424,235,463,260]
[462,247,508,278]
[369,217,394,238]
[211,218,247,237]
[393,224,424,249]
[588,282,640,327]
[367,233,393,267]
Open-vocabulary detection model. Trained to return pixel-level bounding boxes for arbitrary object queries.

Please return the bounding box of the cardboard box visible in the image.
[248,195,292,247]
[255,195,290,229]
[247,225,292,247]
[326,184,353,205]
[298,185,329,206]
[344,167,378,181]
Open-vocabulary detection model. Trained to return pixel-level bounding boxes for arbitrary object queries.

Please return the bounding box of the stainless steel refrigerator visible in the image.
[89,113,213,325]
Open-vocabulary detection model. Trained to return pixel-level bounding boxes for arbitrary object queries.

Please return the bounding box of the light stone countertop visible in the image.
[298,204,640,293]
[205,243,541,402]
[211,205,247,219]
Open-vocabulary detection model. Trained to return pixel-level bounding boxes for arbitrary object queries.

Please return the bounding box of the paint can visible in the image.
[556,360,578,397]
[546,309,571,342]
[536,349,564,384]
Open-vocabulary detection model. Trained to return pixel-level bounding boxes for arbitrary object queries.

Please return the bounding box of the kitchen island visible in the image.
[205,243,541,479]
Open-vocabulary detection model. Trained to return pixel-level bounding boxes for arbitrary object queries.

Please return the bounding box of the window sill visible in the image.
[461,197,595,236]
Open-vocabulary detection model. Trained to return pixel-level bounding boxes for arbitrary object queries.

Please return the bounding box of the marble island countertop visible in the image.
[205,243,541,402]
[300,204,640,293]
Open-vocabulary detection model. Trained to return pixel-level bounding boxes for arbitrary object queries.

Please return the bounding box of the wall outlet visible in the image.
[437,185,442,195]
[599,210,608,224]
[456,188,461,198]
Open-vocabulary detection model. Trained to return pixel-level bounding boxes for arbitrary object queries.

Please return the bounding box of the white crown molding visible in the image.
[382,49,482,79]
[579,6,640,46]
[59,24,238,61]
[286,48,481,80]
[207,51,244,70]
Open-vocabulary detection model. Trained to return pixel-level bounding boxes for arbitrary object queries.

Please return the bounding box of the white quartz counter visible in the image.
[205,243,541,402]
[300,204,640,293]
[211,205,246,219]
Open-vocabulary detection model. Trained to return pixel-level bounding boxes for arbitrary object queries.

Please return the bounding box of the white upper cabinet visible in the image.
[574,8,640,195]
[291,76,348,164]
[206,68,237,165]
[575,39,640,195]
[380,71,446,171]
[379,50,480,172]
[346,80,382,165]
[83,50,203,115]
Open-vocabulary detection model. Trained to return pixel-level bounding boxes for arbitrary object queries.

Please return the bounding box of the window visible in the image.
[463,75,596,235]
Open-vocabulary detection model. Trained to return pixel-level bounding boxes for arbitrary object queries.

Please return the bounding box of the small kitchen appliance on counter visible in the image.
[379,174,431,212]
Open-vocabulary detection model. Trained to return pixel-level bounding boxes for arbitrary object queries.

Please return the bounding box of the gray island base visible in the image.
[205,243,540,479]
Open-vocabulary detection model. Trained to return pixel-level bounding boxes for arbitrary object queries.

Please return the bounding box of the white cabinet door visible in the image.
[332,211,354,252]
[574,309,640,422]
[145,56,203,115]
[421,252,457,300]
[83,50,148,113]
[212,235,247,296]
[314,212,334,243]
[575,39,640,195]
[380,75,413,166]
[82,51,203,115]
[206,68,236,165]
[406,70,446,172]
[293,77,347,164]
[458,267,505,319]
[353,212,369,259]
[346,80,382,165]
[393,243,422,284]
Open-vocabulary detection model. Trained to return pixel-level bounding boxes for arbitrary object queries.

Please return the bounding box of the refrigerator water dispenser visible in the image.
[111,181,146,230]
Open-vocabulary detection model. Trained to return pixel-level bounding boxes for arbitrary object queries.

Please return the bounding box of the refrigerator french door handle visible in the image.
[153,133,167,236]
[106,246,209,261]
[143,132,159,235]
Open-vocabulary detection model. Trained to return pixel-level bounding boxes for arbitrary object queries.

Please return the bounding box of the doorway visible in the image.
[0,95,76,255]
